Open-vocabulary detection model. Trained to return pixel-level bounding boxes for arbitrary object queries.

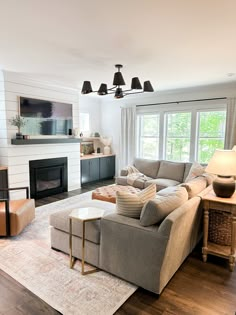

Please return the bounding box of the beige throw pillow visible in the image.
[185,162,205,182]
[181,176,207,199]
[140,186,188,226]
[116,184,156,218]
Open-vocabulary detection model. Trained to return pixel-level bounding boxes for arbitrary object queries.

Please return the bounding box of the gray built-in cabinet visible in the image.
[81,155,115,184]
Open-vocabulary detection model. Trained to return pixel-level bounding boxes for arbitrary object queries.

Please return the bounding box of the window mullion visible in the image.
[159,111,165,159]
[190,110,197,161]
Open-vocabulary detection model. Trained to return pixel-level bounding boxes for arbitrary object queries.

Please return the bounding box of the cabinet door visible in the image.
[89,158,100,182]
[100,156,115,180]
[0,169,9,199]
[81,160,90,184]
[81,159,100,184]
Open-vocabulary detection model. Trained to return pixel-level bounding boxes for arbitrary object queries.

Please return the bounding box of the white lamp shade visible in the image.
[205,149,236,176]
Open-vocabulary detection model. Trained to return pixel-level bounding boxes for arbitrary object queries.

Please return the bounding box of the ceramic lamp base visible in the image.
[213,176,235,198]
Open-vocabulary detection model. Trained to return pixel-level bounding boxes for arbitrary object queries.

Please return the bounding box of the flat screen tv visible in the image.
[19,96,73,136]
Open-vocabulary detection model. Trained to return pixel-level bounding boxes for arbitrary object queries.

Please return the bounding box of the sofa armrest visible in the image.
[157,196,202,292]
[120,168,129,176]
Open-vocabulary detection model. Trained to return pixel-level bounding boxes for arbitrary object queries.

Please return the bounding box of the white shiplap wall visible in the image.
[0,70,81,199]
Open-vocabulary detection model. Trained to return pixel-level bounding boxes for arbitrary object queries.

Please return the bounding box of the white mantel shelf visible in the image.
[11,138,82,145]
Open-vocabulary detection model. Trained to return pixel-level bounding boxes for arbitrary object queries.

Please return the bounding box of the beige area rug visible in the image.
[0,192,137,315]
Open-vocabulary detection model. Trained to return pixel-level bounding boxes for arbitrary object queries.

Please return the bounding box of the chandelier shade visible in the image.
[98,83,108,95]
[113,72,125,86]
[81,81,93,94]
[114,87,123,99]
[131,77,142,89]
[81,64,154,98]
[144,81,154,92]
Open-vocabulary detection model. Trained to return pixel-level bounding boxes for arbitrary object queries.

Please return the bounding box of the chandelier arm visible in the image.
[107,86,117,91]
[122,88,133,93]
[123,91,144,96]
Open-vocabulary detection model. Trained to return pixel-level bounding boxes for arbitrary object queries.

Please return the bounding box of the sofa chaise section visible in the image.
[99,195,203,294]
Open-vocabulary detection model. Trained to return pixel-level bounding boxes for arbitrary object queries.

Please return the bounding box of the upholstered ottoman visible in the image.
[50,199,116,267]
[92,185,140,203]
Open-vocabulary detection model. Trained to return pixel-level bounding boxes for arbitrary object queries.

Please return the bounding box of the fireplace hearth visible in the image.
[29,158,68,199]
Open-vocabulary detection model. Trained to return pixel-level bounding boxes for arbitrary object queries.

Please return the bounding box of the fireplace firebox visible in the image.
[29,157,68,199]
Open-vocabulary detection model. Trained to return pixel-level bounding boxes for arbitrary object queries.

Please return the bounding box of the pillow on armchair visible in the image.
[116,184,156,218]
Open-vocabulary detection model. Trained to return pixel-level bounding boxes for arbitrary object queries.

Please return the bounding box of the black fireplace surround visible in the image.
[29,157,68,199]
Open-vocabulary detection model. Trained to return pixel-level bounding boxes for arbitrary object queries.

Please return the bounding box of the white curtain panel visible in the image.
[120,106,136,169]
[224,97,236,149]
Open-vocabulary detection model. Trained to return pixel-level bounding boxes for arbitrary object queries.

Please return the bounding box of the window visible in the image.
[137,114,160,159]
[165,112,191,162]
[137,101,226,163]
[79,113,90,132]
[197,111,226,163]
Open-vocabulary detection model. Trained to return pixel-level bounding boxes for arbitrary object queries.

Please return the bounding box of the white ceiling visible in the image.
[1,0,236,91]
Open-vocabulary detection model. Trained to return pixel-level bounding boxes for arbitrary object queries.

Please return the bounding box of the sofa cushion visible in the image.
[116,176,129,186]
[144,178,180,191]
[181,176,207,199]
[157,161,185,182]
[50,199,116,244]
[133,158,160,178]
[184,161,205,182]
[116,184,156,218]
[140,186,188,226]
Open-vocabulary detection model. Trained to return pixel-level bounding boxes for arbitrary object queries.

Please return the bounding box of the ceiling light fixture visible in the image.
[81,64,154,98]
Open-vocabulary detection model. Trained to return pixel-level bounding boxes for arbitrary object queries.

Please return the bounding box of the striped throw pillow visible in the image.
[116,184,156,218]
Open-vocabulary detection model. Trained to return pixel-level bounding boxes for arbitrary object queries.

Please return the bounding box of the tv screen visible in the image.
[19,97,73,136]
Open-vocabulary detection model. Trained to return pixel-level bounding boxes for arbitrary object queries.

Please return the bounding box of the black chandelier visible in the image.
[81,64,154,98]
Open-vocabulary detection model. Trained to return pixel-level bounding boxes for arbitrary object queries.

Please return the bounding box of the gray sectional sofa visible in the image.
[116,158,193,190]
[50,158,210,294]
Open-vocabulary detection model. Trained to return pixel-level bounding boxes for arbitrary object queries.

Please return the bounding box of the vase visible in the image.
[16,132,23,139]
[104,145,111,155]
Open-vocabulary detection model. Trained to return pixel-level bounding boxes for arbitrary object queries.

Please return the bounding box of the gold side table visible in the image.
[202,189,236,271]
[69,207,104,275]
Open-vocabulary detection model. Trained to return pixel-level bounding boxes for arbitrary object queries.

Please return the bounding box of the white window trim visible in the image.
[137,100,226,162]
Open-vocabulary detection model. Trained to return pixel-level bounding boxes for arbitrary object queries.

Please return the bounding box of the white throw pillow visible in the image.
[116,184,156,218]
[185,162,205,182]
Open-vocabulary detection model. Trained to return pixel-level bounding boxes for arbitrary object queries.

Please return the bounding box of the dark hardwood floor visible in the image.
[1,180,236,315]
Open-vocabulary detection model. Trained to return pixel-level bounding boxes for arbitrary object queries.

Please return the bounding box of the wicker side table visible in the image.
[202,189,236,271]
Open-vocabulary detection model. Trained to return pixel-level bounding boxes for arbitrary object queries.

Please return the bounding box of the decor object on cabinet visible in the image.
[100,136,112,155]
[205,149,236,198]
[9,114,26,139]
[72,128,80,137]
[81,64,154,98]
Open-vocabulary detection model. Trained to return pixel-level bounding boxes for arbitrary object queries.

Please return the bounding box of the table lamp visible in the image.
[205,149,236,198]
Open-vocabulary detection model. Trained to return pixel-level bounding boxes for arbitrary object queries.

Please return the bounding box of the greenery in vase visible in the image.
[9,115,26,134]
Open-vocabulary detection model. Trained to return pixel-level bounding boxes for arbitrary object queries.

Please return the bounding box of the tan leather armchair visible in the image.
[0,187,35,236]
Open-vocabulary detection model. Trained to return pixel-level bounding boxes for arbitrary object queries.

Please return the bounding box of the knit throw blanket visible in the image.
[126,166,147,186]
